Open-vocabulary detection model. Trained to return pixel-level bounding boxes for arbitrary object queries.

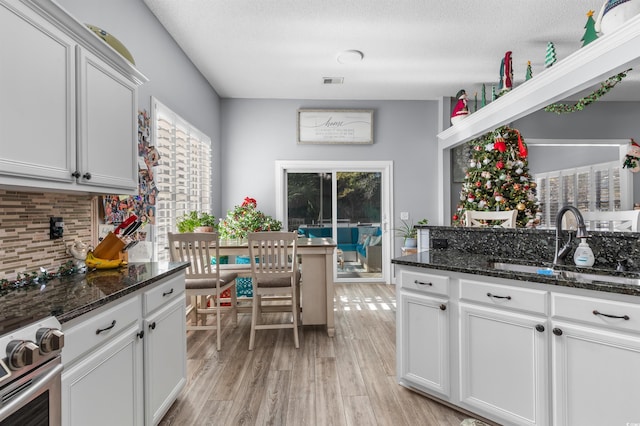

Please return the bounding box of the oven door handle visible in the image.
[0,361,63,422]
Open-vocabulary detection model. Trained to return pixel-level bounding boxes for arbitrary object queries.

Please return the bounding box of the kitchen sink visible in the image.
[489,262,557,276]
[488,261,640,286]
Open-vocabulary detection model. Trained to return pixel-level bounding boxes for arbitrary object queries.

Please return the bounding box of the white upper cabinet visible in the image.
[0,0,147,194]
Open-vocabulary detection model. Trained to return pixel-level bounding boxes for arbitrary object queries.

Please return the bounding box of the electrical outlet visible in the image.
[432,238,448,249]
[50,217,64,239]
[400,212,409,220]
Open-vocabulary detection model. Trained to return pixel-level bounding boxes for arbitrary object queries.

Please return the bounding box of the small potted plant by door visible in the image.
[177,211,217,233]
[394,219,417,248]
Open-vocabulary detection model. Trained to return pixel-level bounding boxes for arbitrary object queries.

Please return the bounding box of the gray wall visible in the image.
[220,99,440,229]
[57,0,223,212]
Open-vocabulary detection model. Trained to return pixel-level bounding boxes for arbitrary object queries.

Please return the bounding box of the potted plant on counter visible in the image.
[394,219,417,248]
[177,211,217,233]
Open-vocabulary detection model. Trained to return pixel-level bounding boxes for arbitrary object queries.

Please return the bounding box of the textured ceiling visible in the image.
[142,0,640,101]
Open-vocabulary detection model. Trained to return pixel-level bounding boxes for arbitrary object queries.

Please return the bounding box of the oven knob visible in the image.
[6,340,40,370]
[36,328,65,354]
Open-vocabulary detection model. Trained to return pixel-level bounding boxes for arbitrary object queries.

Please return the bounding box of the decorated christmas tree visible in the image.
[452,126,539,228]
[525,61,533,80]
[581,10,598,47]
[545,42,557,68]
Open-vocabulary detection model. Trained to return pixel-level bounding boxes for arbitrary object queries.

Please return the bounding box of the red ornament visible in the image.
[475,181,482,187]
[496,161,504,170]
[494,135,506,152]
[453,214,459,221]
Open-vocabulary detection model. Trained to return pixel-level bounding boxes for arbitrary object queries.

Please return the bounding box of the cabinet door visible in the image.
[0,0,76,183]
[552,321,640,426]
[144,296,187,425]
[76,46,138,192]
[398,291,449,397]
[62,323,144,426]
[459,303,549,426]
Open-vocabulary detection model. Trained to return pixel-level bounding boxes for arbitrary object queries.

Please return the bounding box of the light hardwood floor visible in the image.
[159,283,469,426]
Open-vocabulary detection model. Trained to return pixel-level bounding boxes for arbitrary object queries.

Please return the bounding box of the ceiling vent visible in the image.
[323,77,344,85]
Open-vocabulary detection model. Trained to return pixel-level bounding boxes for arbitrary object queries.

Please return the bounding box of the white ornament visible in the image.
[516,168,523,174]
[495,195,503,202]
[478,200,487,209]
[499,174,506,180]
[485,143,494,151]
[483,158,491,165]
[469,161,477,168]
[520,176,528,182]
[485,181,492,189]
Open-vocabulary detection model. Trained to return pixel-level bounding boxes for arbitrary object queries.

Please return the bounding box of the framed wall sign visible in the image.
[297,109,374,144]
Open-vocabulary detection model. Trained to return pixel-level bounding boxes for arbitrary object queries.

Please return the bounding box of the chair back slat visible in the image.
[168,232,220,280]
[248,232,298,282]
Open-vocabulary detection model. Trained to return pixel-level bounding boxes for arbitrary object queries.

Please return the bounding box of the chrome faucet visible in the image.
[554,206,589,265]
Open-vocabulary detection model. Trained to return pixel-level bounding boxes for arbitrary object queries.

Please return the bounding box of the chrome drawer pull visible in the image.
[414,280,433,286]
[487,292,511,300]
[593,310,630,320]
[96,320,116,335]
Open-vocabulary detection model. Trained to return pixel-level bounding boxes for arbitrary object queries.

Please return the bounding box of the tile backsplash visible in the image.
[0,190,93,280]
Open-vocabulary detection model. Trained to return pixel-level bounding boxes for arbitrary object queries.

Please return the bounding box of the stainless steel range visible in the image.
[0,316,64,426]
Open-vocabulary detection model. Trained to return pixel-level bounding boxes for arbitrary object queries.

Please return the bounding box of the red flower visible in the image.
[496,161,504,170]
[242,197,257,207]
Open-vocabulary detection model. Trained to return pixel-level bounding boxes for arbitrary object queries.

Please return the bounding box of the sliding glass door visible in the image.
[278,161,392,283]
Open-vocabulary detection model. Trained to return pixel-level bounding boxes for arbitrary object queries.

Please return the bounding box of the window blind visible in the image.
[153,99,212,261]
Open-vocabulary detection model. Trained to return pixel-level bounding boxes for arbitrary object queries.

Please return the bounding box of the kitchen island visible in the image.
[393,241,640,426]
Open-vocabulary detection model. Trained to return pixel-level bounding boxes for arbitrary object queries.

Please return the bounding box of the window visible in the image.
[152,98,212,261]
[535,161,622,228]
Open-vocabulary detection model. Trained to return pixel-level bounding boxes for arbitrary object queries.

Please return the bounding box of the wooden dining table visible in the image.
[218,237,337,337]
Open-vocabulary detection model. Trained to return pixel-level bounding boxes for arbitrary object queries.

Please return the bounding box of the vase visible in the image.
[404,237,417,248]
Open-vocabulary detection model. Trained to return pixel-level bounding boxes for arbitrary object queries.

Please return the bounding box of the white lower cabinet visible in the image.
[143,291,187,425]
[396,265,640,426]
[459,303,548,426]
[551,294,640,426]
[62,272,186,426]
[399,291,449,397]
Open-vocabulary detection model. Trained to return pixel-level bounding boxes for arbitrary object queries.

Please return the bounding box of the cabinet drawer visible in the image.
[400,270,449,296]
[552,293,640,333]
[63,295,141,365]
[460,279,548,315]
[143,273,185,316]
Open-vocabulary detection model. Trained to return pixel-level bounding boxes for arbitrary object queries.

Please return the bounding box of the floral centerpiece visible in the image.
[218,197,282,240]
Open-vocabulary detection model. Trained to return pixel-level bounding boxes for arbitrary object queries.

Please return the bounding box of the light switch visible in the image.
[400,212,409,220]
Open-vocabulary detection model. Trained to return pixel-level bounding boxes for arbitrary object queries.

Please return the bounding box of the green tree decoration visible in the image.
[545,42,557,68]
[526,61,533,80]
[481,83,487,108]
[581,10,598,46]
[452,126,539,228]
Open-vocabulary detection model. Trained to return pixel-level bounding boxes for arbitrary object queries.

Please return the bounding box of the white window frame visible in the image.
[535,160,629,228]
[152,97,212,261]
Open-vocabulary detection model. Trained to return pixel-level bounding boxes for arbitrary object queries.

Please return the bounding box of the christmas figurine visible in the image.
[451,89,470,125]
[623,138,640,172]
[582,10,598,46]
[502,51,513,91]
[525,61,533,81]
[545,42,557,68]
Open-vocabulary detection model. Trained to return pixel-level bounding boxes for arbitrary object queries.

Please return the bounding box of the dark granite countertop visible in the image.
[392,249,640,297]
[0,262,189,334]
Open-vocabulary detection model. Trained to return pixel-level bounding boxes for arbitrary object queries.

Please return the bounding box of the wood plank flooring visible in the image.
[159,283,469,426]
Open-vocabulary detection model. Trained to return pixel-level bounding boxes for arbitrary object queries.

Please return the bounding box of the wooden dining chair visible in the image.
[247,231,300,350]
[465,210,518,228]
[167,232,238,351]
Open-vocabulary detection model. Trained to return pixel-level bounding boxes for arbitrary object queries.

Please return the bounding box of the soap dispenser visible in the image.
[573,238,595,267]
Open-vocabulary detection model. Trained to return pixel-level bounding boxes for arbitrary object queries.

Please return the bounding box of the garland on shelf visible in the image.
[544,69,632,114]
[0,261,81,297]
